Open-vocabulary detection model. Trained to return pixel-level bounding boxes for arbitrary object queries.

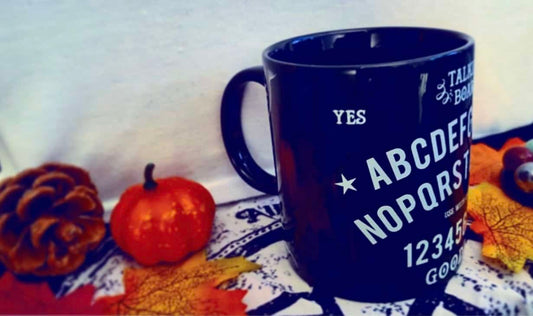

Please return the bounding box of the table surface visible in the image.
[42,194,533,316]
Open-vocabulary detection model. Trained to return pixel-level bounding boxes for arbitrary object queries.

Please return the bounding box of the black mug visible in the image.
[221,27,474,302]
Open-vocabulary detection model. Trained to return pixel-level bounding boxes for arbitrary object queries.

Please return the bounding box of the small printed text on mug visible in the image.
[437,61,474,105]
[448,61,474,89]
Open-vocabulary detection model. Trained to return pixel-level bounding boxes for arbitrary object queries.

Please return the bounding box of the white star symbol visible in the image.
[335,174,357,195]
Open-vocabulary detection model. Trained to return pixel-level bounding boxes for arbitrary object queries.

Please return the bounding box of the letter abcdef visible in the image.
[411,138,430,170]
[346,110,357,125]
[366,158,393,190]
[386,148,412,181]
[448,118,459,153]
[430,129,447,163]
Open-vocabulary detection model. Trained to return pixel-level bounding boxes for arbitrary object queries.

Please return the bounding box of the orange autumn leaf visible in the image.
[469,137,525,186]
[97,251,260,315]
[469,143,500,185]
[467,182,533,272]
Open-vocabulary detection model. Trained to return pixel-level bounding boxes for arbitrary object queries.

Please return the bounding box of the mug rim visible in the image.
[262,26,474,69]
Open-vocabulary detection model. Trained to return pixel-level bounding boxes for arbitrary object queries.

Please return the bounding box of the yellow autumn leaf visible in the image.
[467,182,533,272]
[97,251,261,315]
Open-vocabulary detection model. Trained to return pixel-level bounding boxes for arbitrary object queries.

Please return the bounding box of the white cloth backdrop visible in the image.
[0,0,531,208]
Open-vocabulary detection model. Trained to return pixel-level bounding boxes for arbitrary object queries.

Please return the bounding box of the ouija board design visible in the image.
[42,195,533,315]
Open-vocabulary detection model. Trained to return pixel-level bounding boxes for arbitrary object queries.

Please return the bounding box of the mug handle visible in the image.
[221,66,278,195]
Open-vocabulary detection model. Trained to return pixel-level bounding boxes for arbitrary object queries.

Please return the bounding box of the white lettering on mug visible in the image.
[436,170,452,202]
[447,62,473,87]
[437,61,474,106]
[430,129,447,162]
[332,108,366,125]
[366,158,393,190]
[448,118,459,153]
[411,138,430,169]
[354,215,388,245]
[452,159,463,190]
[417,182,439,211]
[354,105,472,244]
[364,107,472,194]
[459,112,467,146]
[463,149,470,180]
[386,148,412,181]
[396,194,416,224]
[377,205,403,232]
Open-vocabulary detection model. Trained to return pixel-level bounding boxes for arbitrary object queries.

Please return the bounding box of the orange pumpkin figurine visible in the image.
[110,163,216,265]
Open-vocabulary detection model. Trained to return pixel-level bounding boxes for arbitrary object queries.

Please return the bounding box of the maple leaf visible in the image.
[97,251,261,315]
[469,137,525,186]
[467,182,533,272]
[0,272,105,314]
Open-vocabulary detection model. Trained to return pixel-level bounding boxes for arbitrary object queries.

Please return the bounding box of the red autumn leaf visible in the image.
[469,137,525,185]
[0,272,105,314]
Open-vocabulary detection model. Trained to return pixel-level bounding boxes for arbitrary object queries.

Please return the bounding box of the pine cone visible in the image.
[0,162,106,276]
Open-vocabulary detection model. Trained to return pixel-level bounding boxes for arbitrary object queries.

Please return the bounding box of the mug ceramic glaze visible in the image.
[221,27,474,302]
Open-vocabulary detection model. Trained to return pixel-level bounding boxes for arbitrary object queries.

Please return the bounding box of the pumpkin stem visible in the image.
[143,163,158,190]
